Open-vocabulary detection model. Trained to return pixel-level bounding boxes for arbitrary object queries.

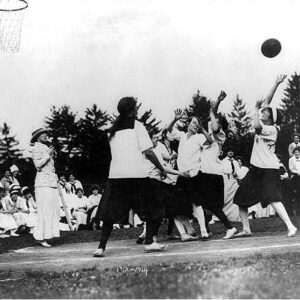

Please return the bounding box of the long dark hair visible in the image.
[109,97,137,141]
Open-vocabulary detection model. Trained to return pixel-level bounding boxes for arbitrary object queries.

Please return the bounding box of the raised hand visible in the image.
[217,90,227,102]
[174,109,184,121]
[275,74,287,85]
[255,98,264,110]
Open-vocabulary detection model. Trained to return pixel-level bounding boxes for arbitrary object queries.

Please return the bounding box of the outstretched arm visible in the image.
[212,90,226,115]
[254,98,264,130]
[264,74,287,107]
[210,91,227,132]
[166,109,184,133]
[144,148,167,179]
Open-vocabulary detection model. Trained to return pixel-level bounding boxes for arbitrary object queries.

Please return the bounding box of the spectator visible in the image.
[21,187,38,234]
[1,170,13,196]
[2,186,28,231]
[10,165,20,186]
[221,147,240,221]
[58,173,71,195]
[68,174,83,194]
[277,154,293,216]
[0,183,18,237]
[288,133,300,158]
[31,127,61,247]
[87,185,102,229]
[235,156,249,184]
[289,147,300,215]
[72,188,88,231]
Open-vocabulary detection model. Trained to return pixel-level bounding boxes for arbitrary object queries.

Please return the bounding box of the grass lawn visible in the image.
[0,216,300,298]
[1,252,300,298]
[0,215,299,254]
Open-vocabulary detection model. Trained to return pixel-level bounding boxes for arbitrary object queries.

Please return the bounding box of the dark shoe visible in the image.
[136,236,145,244]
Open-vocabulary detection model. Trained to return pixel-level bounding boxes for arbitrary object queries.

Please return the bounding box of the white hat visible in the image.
[21,186,30,195]
[9,184,21,195]
[10,165,19,173]
[30,128,49,143]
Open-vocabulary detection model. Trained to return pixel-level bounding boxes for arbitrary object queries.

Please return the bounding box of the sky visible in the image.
[1,0,300,154]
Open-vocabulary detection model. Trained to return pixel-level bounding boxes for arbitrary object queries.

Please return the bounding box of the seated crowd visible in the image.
[1,132,299,239]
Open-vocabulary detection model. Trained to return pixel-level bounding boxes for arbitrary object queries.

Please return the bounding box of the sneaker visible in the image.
[181,233,198,242]
[144,242,167,252]
[37,240,52,247]
[136,236,145,244]
[93,248,105,257]
[223,227,238,239]
[10,232,19,237]
[234,230,252,238]
[0,234,9,238]
[188,231,197,237]
[167,234,180,240]
[287,227,297,237]
[201,234,211,241]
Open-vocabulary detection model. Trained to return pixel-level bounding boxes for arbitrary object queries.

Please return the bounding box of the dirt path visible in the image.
[0,232,299,274]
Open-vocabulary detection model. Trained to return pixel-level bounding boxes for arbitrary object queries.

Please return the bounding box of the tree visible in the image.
[277,73,300,164]
[137,103,161,136]
[44,105,80,172]
[228,95,252,137]
[180,90,211,131]
[76,104,112,182]
[0,122,22,166]
[225,96,254,163]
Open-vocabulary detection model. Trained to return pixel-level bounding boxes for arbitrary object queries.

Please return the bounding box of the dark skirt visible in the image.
[176,172,224,211]
[196,173,224,211]
[174,176,194,216]
[233,166,282,208]
[98,178,165,223]
[291,175,300,192]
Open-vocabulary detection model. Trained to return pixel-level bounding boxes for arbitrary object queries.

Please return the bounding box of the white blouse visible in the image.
[170,128,206,176]
[109,121,153,179]
[251,122,279,169]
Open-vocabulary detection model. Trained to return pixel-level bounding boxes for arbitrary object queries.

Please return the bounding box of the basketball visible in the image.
[261,38,282,58]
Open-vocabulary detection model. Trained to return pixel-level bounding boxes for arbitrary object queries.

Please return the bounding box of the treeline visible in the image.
[1,73,300,187]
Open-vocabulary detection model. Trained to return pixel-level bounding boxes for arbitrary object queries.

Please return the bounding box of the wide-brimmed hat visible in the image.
[10,184,21,195]
[21,186,31,196]
[30,128,49,143]
[10,165,19,173]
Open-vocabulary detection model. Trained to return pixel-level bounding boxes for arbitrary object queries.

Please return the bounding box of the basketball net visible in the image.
[0,0,28,53]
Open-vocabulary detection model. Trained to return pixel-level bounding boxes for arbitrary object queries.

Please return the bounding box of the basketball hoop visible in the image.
[0,0,28,53]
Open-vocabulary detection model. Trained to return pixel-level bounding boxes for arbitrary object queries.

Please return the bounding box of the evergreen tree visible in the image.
[76,104,112,182]
[225,96,254,163]
[179,90,211,132]
[44,105,80,172]
[228,95,252,137]
[0,122,22,165]
[277,73,300,164]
